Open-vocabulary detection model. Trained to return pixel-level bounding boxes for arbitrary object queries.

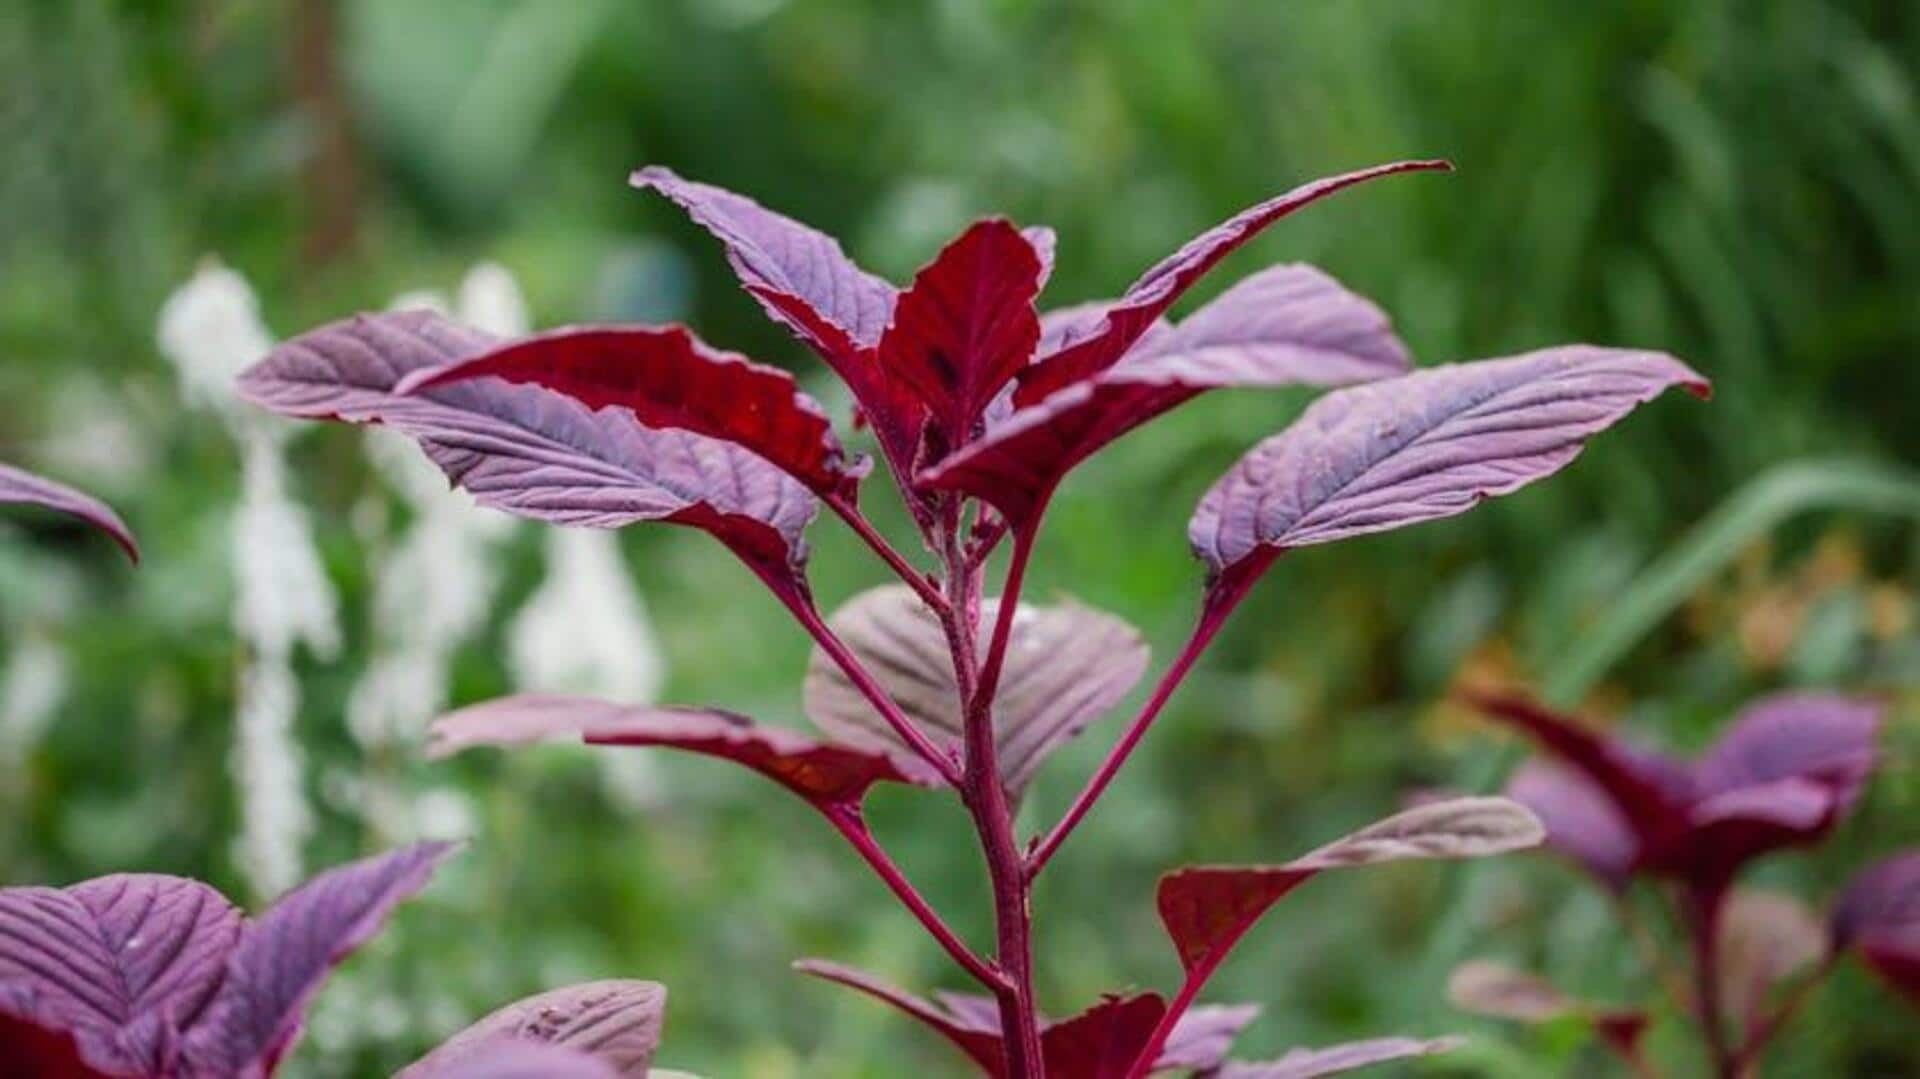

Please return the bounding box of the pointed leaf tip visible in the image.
[0,462,140,563]
[1191,346,1708,579]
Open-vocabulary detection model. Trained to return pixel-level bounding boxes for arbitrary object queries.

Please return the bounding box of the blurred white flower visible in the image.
[0,631,68,763]
[159,259,339,899]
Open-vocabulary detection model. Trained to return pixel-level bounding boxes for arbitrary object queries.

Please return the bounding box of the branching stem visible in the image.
[824,493,948,613]
[824,804,1004,989]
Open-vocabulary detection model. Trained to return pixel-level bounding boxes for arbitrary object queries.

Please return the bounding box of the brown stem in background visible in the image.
[292,0,360,266]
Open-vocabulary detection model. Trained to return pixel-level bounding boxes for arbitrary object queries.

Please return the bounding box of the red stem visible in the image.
[783,591,963,786]
[1027,556,1270,877]
[824,493,948,614]
[943,508,1046,1077]
[971,524,1036,715]
[824,804,1004,989]
[1684,880,1739,1079]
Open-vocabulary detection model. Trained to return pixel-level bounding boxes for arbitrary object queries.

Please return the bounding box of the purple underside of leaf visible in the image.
[399,980,666,1079]
[0,875,243,1061]
[236,309,817,583]
[1216,1035,1465,1078]
[1014,159,1450,406]
[423,1041,620,1079]
[1832,850,1920,999]
[0,462,140,563]
[879,218,1045,443]
[1505,759,1640,889]
[923,264,1410,524]
[427,694,939,806]
[179,842,458,1077]
[801,585,1148,797]
[1692,692,1882,803]
[1189,346,1709,579]
[397,324,866,501]
[1157,798,1543,973]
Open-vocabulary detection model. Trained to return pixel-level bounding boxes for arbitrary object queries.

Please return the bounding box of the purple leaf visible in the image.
[422,1041,619,1079]
[1151,1002,1262,1073]
[1216,1035,1464,1078]
[180,842,457,1077]
[1158,798,1542,974]
[237,310,816,588]
[1479,691,1882,883]
[1446,961,1581,1023]
[400,981,666,1078]
[0,462,139,563]
[1694,693,1880,806]
[879,219,1045,445]
[399,325,867,502]
[1505,759,1640,889]
[1190,347,1708,580]
[627,168,928,479]
[629,167,897,350]
[1015,160,1449,406]
[924,265,1409,524]
[1832,850,1920,1006]
[428,695,940,807]
[0,875,242,1060]
[801,585,1148,796]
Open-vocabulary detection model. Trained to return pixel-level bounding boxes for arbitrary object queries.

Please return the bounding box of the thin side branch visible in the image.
[824,805,1005,989]
[824,493,948,613]
[786,596,964,786]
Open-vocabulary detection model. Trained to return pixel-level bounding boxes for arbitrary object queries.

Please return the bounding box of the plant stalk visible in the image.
[1684,880,1739,1079]
[943,508,1046,1077]
[824,805,1004,989]
[824,493,949,613]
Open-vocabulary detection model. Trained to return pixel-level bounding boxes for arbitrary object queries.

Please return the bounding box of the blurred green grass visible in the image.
[1,1,1916,1075]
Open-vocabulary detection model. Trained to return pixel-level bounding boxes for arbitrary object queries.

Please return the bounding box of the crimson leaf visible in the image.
[0,984,121,1079]
[180,842,457,1077]
[400,980,666,1078]
[1216,1035,1464,1078]
[1832,850,1920,1006]
[793,961,1247,1078]
[1159,798,1542,974]
[399,325,866,502]
[428,694,940,807]
[0,462,139,563]
[237,310,816,591]
[1190,347,1708,582]
[1015,160,1449,406]
[924,264,1409,524]
[879,219,1045,447]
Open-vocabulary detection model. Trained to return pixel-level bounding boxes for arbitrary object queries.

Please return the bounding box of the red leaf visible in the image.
[237,310,816,590]
[0,462,139,563]
[399,325,866,502]
[924,265,1408,524]
[880,220,1046,447]
[0,986,120,1079]
[1834,850,1920,1006]
[1190,347,1707,580]
[1158,799,1542,973]
[1015,160,1448,406]
[1040,993,1167,1079]
[428,695,940,807]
